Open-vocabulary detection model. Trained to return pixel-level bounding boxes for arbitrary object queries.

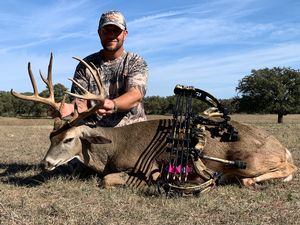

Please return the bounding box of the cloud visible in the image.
[147,43,300,98]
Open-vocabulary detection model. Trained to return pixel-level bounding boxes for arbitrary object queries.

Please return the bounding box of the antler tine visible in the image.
[90,61,105,93]
[72,57,106,100]
[66,78,89,97]
[11,62,39,97]
[39,52,55,102]
[28,62,39,96]
[11,53,61,116]
[65,78,105,103]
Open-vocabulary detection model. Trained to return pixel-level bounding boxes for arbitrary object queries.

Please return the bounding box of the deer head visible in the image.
[11,53,110,170]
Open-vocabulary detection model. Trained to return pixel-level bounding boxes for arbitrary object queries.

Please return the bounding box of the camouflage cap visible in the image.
[98,10,127,30]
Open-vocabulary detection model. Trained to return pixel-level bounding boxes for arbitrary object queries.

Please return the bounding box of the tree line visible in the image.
[1,67,300,123]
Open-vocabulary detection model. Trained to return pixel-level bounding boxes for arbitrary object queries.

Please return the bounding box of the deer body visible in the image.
[42,119,297,188]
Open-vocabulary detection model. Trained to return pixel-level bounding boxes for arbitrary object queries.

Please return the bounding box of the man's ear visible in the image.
[123,29,128,39]
[82,136,112,144]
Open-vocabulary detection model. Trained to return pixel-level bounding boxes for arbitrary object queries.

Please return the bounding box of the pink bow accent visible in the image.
[168,164,191,175]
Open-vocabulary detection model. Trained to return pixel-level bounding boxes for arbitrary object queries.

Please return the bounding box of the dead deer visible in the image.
[11,53,297,192]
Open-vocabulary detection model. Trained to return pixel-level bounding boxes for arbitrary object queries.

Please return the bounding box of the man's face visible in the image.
[99,25,128,52]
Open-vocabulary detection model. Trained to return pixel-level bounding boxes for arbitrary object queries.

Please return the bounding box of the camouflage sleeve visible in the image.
[127,54,148,96]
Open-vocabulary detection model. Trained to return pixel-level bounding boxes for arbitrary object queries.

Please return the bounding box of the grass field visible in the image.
[0,114,299,225]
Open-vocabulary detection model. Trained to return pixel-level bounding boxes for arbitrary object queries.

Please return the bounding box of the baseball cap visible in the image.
[98,10,127,30]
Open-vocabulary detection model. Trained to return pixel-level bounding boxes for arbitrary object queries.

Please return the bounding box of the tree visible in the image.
[236,67,300,123]
[40,83,69,102]
[38,83,69,117]
[0,83,70,118]
[143,94,216,116]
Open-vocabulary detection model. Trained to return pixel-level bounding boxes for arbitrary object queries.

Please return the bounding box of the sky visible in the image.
[1,0,300,98]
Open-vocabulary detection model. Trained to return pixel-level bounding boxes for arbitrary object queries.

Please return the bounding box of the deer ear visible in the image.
[83,136,112,144]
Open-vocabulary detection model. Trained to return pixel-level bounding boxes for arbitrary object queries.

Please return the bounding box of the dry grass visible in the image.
[0,115,299,225]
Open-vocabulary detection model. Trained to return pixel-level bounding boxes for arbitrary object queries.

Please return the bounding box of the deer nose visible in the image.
[40,159,53,171]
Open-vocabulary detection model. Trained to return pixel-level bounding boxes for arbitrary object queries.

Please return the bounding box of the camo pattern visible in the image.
[71,50,148,127]
[98,10,127,30]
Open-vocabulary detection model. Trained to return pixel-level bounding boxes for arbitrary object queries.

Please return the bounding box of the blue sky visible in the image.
[1,0,300,98]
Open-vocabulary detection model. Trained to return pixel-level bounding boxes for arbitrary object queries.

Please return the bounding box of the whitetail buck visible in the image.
[11,53,297,193]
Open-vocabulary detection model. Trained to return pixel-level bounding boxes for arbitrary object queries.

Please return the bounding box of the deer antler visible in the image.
[64,57,107,126]
[11,52,63,118]
[11,53,107,131]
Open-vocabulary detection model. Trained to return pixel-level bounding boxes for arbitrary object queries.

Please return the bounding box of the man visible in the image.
[61,10,148,127]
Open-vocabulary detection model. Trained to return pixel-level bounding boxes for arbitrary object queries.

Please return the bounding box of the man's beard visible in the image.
[102,39,124,52]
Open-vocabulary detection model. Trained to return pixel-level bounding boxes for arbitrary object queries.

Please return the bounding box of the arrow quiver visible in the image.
[160,85,245,196]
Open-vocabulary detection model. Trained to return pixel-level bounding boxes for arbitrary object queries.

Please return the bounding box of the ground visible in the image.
[0,114,299,225]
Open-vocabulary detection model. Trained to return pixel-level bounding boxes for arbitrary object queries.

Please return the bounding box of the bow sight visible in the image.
[161,85,246,196]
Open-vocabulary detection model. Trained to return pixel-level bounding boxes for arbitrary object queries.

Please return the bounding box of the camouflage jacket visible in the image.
[71,50,148,127]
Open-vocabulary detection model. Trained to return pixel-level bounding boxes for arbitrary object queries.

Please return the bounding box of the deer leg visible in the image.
[241,163,297,187]
[102,172,130,189]
[102,172,150,189]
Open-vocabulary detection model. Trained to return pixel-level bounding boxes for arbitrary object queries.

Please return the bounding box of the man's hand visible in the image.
[95,87,143,116]
[96,99,116,116]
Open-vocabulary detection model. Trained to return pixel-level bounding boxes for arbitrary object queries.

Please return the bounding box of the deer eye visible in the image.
[63,138,74,144]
